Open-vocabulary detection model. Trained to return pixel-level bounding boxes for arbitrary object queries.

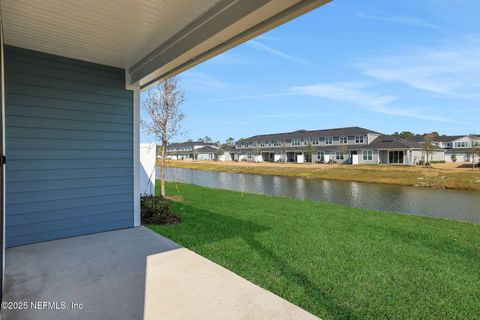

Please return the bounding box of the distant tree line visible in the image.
[392,131,441,139]
[171,136,236,145]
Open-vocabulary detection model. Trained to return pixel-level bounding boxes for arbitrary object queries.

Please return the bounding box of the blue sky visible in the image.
[141,0,480,143]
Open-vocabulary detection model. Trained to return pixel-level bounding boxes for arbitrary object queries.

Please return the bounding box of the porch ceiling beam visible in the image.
[127,0,330,88]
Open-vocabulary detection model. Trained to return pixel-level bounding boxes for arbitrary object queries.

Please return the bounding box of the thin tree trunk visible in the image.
[161,141,167,197]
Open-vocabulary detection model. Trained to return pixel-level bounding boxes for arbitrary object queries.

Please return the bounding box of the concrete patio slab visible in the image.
[2,227,318,320]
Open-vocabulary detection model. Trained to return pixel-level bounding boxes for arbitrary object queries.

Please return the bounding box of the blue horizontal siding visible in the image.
[7,159,132,171]
[7,202,132,226]
[5,46,134,247]
[8,194,132,216]
[8,168,133,182]
[6,94,132,115]
[6,219,133,247]
[7,105,132,124]
[7,127,132,141]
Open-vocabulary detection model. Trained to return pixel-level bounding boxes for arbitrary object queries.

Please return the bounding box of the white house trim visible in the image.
[128,0,330,88]
[132,85,141,227]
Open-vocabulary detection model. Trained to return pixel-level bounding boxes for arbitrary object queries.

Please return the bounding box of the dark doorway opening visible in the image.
[389,151,404,164]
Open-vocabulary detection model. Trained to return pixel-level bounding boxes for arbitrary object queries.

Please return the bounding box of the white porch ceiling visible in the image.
[2,0,221,69]
[2,0,330,87]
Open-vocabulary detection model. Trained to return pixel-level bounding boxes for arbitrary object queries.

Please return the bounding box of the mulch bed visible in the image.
[161,215,182,225]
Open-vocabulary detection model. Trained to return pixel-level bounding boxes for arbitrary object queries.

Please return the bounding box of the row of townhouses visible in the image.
[412,135,480,163]
[232,127,444,165]
[165,142,233,161]
[166,127,480,165]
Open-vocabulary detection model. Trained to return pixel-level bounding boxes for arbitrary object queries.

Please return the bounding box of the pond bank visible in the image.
[163,167,480,223]
[165,160,480,192]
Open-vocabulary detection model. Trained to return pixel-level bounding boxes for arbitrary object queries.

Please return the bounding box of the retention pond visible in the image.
[163,167,480,223]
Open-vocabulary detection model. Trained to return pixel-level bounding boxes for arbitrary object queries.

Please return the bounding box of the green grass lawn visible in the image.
[148,182,480,320]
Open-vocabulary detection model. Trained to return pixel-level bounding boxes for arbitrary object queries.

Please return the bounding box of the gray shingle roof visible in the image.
[223,145,236,152]
[410,134,479,143]
[435,135,479,142]
[368,135,423,149]
[196,146,218,153]
[239,127,381,143]
[168,141,218,148]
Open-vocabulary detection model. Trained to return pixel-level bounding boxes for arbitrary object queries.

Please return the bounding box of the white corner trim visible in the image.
[132,85,141,227]
[0,16,6,296]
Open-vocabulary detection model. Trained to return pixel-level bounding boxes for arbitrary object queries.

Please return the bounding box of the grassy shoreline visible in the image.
[165,160,480,191]
[149,182,480,320]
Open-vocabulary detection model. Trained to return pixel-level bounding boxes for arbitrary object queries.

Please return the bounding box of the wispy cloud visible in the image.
[208,52,263,66]
[252,112,335,119]
[205,81,459,123]
[247,40,320,69]
[290,82,461,123]
[181,72,231,93]
[205,92,291,102]
[355,36,480,97]
[256,35,288,42]
[355,12,443,31]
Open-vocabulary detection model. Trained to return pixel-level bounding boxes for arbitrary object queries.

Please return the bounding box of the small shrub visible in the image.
[141,195,179,225]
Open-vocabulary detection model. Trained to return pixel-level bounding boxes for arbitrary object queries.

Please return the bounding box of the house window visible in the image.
[316,151,325,162]
[312,138,319,145]
[362,150,373,161]
[340,136,348,144]
[325,137,333,145]
[454,141,467,148]
[335,152,344,160]
[355,136,365,144]
[292,139,301,146]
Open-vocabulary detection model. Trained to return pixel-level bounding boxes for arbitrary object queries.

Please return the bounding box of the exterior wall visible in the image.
[197,153,215,161]
[412,150,446,164]
[236,134,372,150]
[357,149,379,164]
[218,152,232,161]
[378,149,415,165]
[445,150,471,163]
[367,133,381,144]
[411,150,423,165]
[375,149,444,165]
[5,46,134,247]
[452,136,480,148]
[430,150,446,162]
